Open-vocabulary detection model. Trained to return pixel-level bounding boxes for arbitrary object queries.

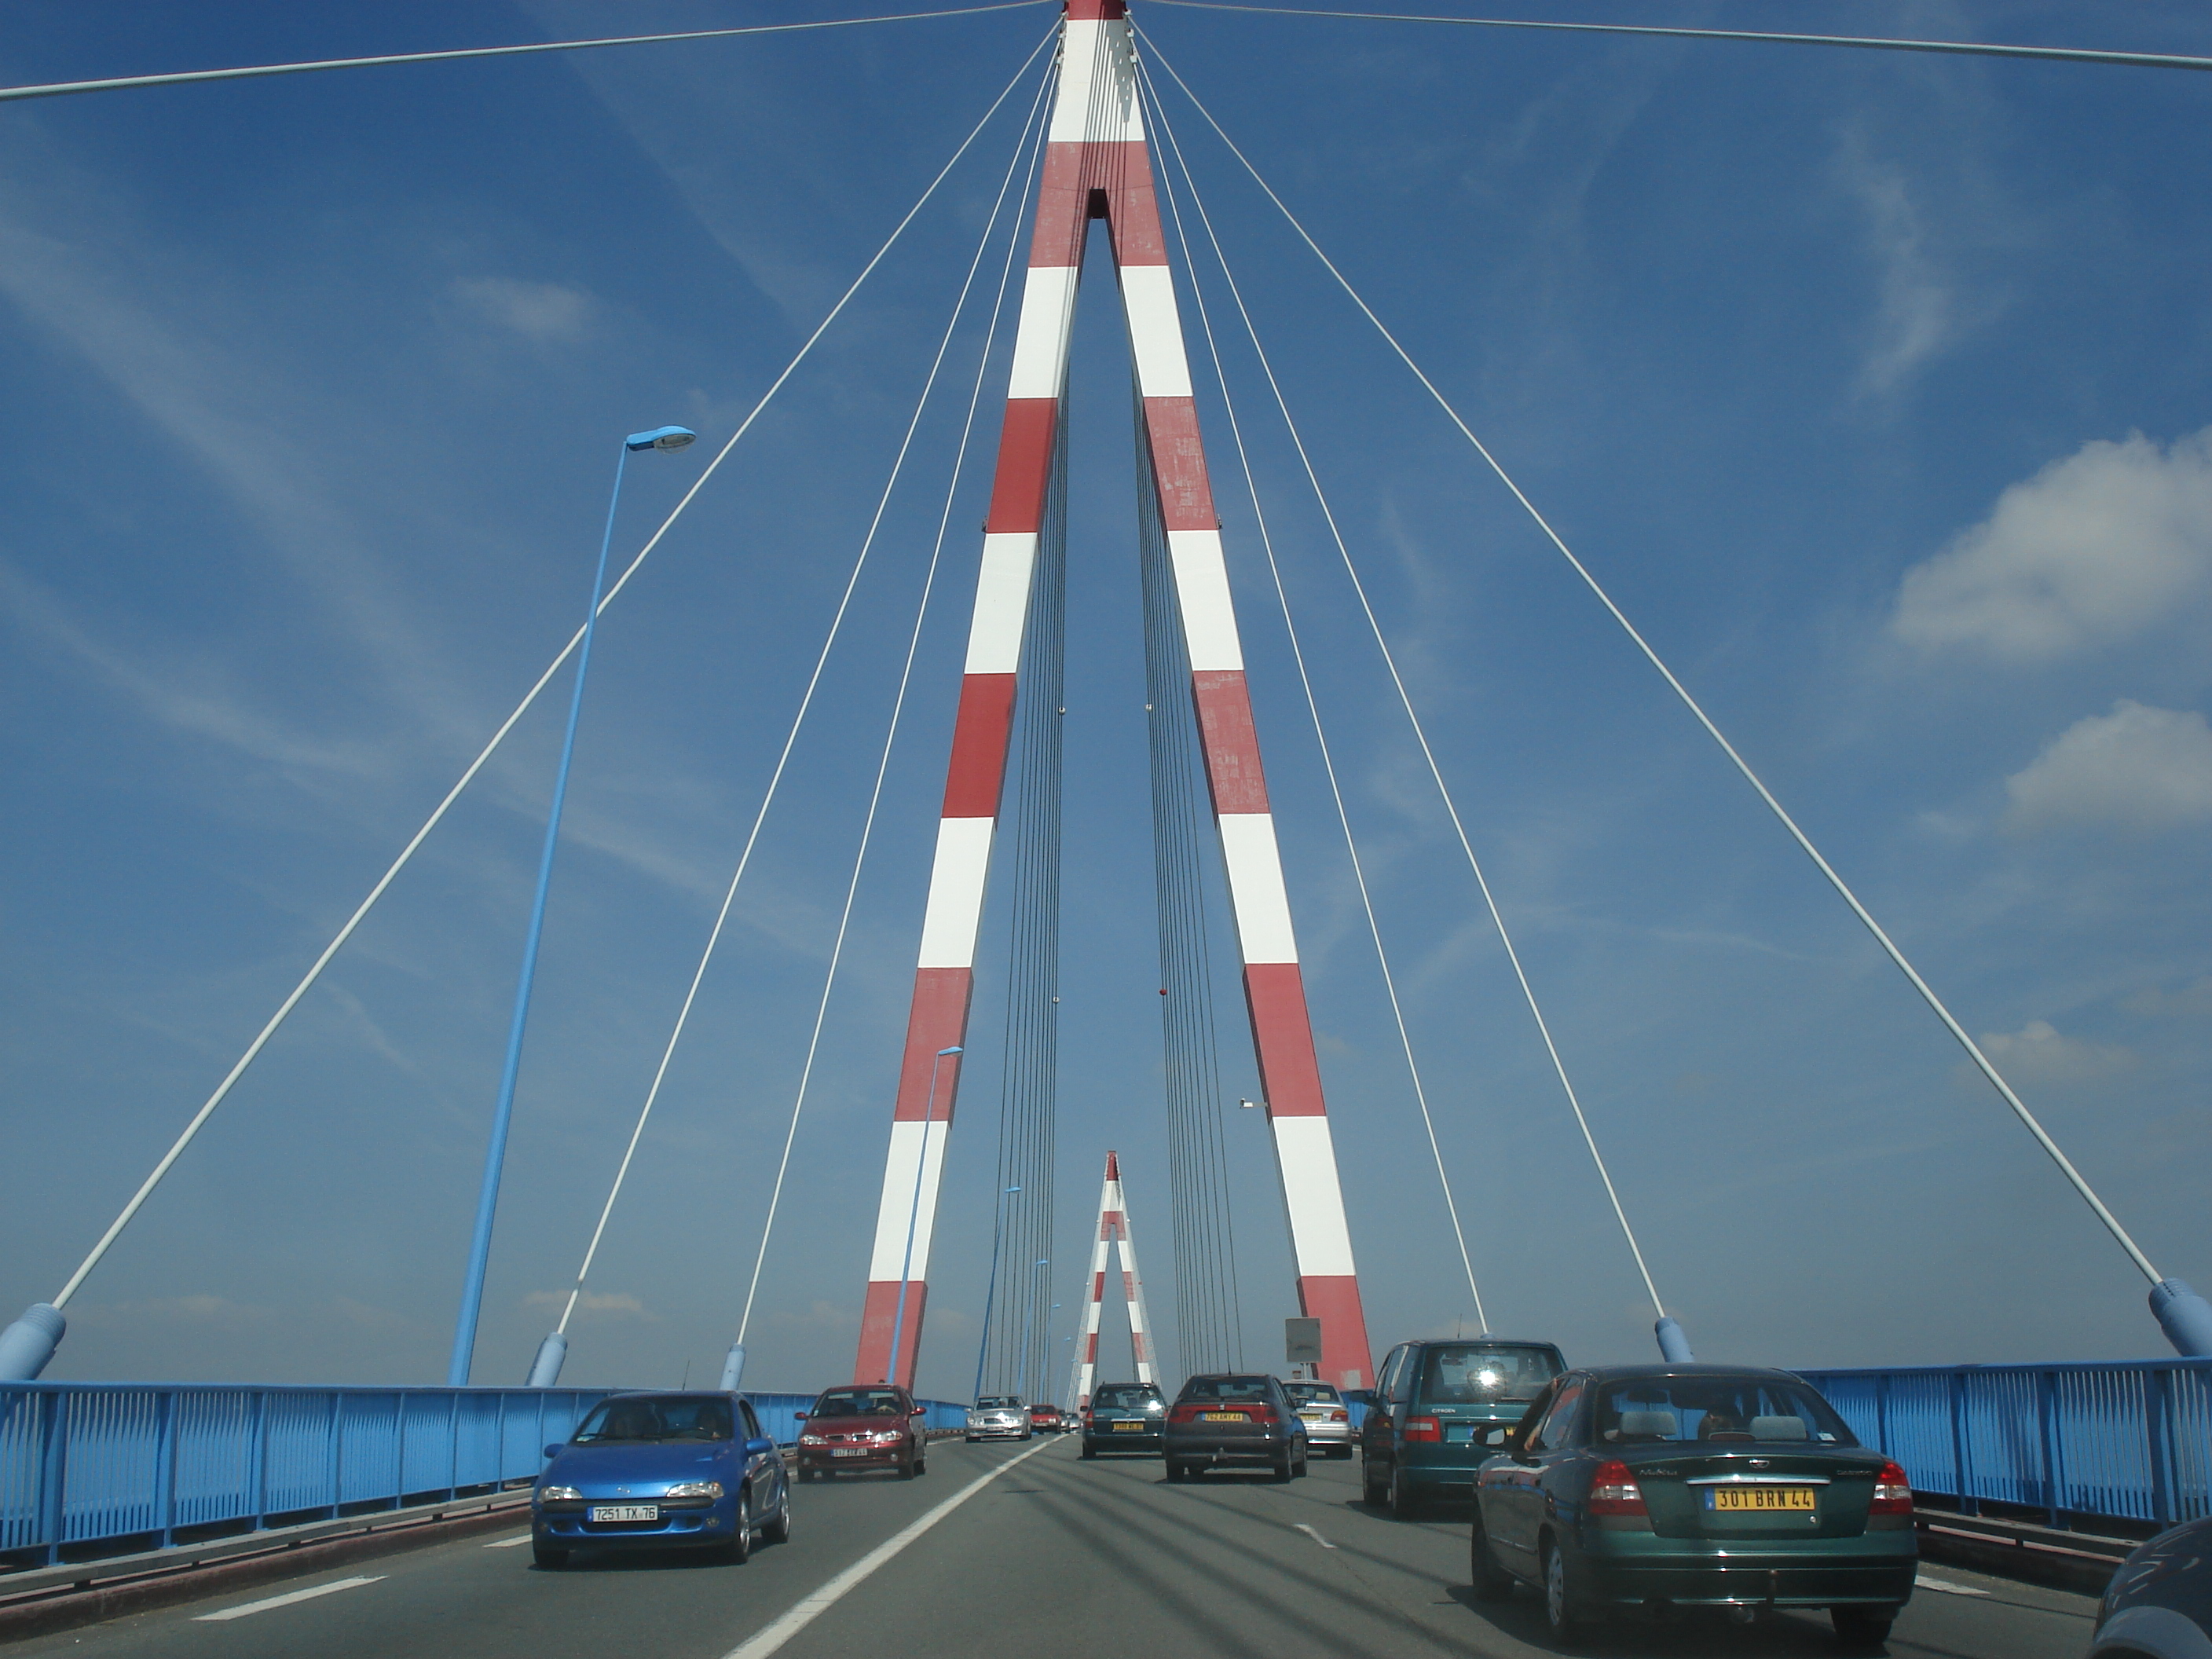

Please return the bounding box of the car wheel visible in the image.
[898,1454,917,1480]
[1273,1448,1295,1482]
[1388,1465,1423,1519]
[1830,1608,1895,1646]
[1081,1440,1097,1459]
[1165,1459,1185,1482]
[1469,1507,1514,1602]
[914,1452,927,1475]
[723,1494,753,1566]
[1540,1536,1588,1646]
[1361,1454,1388,1505]
[762,1485,792,1545]
[531,1540,568,1570]
[1293,1446,1309,1478]
[964,1434,977,1443]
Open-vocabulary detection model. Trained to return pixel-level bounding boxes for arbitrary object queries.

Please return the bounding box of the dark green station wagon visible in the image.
[1471,1364,1916,1645]
[1361,1337,1566,1516]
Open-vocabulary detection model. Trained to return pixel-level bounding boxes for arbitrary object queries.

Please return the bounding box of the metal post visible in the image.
[35,1389,67,1566]
[248,1390,267,1529]
[2036,1369,2062,1527]
[2147,1366,2174,1528]
[1946,1368,1976,1516]
[449,445,631,1387]
[154,1390,178,1548]
[325,1393,342,1518]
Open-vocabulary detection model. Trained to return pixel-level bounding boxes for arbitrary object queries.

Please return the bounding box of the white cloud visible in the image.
[1840,144,1955,394]
[524,1290,652,1319]
[2124,976,2212,1019]
[2004,701,2212,833]
[453,276,591,342]
[1892,428,2212,661]
[1969,1019,2135,1088]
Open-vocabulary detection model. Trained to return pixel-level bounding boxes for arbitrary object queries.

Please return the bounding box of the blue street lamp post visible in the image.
[446,425,696,1387]
[972,1184,1022,1401]
[886,1046,961,1386]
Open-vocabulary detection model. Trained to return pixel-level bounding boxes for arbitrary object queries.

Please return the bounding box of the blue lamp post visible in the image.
[885,1045,961,1386]
[447,424,697,1387]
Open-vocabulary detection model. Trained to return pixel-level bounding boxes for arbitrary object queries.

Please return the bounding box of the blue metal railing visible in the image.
[1798,1359,2212,1532]
[0,1383,970,1567]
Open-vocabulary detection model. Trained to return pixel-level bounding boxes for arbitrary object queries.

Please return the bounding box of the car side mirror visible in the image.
[544,1443,564,1459]
[910,1405,926,1417]
[745,1436,775,1456]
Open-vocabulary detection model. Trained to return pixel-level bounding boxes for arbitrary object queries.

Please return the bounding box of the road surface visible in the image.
[7,1435,2100,1657]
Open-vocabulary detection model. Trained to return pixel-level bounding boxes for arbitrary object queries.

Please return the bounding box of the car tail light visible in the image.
[1404,1415,1442,1443]
[1329,1410,1348,1423]
[1588,1459,1647,1517]
[1243,1404,1277,1425]
[1167,1403,1204,1425]
[1870,1461,1913,1515]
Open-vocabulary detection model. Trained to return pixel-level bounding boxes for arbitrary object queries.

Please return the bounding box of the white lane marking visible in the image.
[1293,1524,1336,1550]
[1916,1573,1990,1596]
[484,1533,534,1547]
[194,1576,385,1621]
[720,1437,1058,1659]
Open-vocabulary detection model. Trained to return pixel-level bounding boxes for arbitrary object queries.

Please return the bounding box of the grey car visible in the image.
[1283,1379,1356,1457]
[1164,1373,1309,1481]
[2092,1513,2212,1657]
[965,1394,1031,1442]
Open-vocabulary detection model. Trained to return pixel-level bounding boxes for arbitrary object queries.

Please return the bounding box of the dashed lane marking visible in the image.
[485,1533,535,1547]
[193,1576,385,1621]
[720,1437,1060,1659]
[1294,1524,1337,1549]
[1916,1573,1991,1595]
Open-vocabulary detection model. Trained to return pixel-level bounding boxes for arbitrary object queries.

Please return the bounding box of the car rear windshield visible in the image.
[1093,1386,1160,1409]
[975,1397,1023,1410]
[814,1389,906,1417]
[1417,1345,1562,1404]
[574,1396,732,1443]
[1593,1377,1857,1446]
[1180,1375,1274,1402]
[1283,1382,1342,1404]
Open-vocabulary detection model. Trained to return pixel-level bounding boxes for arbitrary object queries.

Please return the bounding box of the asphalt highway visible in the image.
[9,1435,2100,1658]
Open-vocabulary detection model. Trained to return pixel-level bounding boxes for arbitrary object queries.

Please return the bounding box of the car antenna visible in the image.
[680,1359,690,1390]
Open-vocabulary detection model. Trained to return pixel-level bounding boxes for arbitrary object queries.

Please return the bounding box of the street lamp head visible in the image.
[937,1046,963,1057]
[625,425,698,452]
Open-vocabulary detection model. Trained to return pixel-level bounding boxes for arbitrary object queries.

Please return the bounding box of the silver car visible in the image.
[965,1394,1031,1441]
[1283,1380,1355,1456]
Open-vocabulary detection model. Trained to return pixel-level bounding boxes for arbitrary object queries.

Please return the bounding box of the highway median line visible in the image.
[722,1436,1060,1659]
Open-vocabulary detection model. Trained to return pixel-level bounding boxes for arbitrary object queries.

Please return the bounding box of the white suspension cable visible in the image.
[556,64,1057,1341]
[0,4,1051,104]
[1144,0,2212,75]
[49,28,1056,1313]
[1144,79,1487,1335]
[737,75,1056,1346]
[1141,53,1667,1318]
[1137,31,2166,1288]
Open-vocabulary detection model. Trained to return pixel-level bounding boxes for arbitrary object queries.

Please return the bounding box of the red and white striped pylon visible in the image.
[852,0,1375,1392]
[1070,1152,1156,1410]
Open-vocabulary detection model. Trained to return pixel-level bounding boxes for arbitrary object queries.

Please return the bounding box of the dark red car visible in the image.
[795,1385,928,1479]
[1031,1404,1065,1434]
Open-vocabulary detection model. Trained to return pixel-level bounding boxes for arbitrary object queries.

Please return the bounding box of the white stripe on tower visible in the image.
[1114,1162,1157,1386]
[1072,1152,1118,1412]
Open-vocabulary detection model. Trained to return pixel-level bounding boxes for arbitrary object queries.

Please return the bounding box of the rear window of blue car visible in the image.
[1093,1386,1161,1409]
[1417,1345,1562,1404]
[574,1396,733,1443]
[1593,1376,1855,1446]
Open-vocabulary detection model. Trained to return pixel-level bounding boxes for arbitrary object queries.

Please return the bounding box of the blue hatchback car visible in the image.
[532,1392,789,1569]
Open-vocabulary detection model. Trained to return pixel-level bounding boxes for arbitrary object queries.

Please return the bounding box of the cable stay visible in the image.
[0,4,1053,105]
[524,57,1060,1390]
[1133,30,2212,1360]
[1146,59,1677,1353]
[0,24,1060,1386]
[1146,0,2212,76]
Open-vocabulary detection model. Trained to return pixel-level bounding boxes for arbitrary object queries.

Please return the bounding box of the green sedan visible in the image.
[1470,1364,1915,1645]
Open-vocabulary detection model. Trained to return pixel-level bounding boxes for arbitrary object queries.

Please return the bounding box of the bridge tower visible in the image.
[853,0,1374,1393]
[1070,1151,1157,1410]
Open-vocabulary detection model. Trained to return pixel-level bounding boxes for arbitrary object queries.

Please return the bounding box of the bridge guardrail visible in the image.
[0,1383,969,1568]
[1799,1359,2212,1532]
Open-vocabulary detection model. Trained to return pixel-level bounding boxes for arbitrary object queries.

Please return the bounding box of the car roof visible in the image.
[601,1389,740,1401]
[1401,1337,1562,1350]
[1567,1364,1805,1382]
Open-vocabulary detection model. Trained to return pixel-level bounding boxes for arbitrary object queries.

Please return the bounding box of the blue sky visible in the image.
[2,0,2210,1399]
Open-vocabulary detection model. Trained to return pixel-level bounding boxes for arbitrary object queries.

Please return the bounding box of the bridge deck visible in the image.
[0,1437,2098,1659]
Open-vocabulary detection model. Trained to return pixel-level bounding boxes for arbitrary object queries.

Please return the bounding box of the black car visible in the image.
[1470,1364,1916,1644]
[1082,1381,1166,1456]
[1163,1374,1309,1481]
[2093,1513,2212,1657]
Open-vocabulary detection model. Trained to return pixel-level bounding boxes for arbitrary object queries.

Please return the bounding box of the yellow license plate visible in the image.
[1112,1422,1145,1431]
[1201,1412,1244,1421]
[1708,1486,1815,1511]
